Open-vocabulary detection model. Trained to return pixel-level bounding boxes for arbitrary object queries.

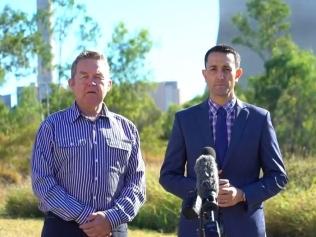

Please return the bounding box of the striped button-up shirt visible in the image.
[208,98,237,145]
[31,103,146,228]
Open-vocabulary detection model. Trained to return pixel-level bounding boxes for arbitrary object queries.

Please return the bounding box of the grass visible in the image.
[0,218,176,237]
[1,156,316,237]
[0,218,42,237]
[0,168,178,236]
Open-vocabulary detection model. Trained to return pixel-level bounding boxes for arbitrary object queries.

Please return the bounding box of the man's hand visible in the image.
[79,212,112,237]
[218,179,245,207]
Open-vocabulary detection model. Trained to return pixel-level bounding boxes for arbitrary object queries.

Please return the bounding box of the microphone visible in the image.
[194,147,219,203]
[182,147,219,219]
[195,147,221,237]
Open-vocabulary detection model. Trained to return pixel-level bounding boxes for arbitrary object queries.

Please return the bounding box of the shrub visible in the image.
[265,157,316,237]
[4,185,42,218]
[131,166,181,233]
[266,183,316,237]
[0,168,21,185]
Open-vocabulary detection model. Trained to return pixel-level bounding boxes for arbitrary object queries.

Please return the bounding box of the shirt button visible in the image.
[93,196,96,200]
[95,177,98,181]
[95,159,98,163]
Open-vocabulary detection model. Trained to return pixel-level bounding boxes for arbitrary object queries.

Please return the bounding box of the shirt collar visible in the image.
[208,97,237,115]
[68,102,109,123]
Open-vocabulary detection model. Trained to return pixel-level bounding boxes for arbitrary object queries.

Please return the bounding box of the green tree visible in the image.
[244,39,295,114]
[42,83,73,115]
[1,85,42,173]
[160,104,182,140]
[0,1,101,87]
[0,5,51,84]
[106,22,160,132]
[269,42,316,155]
[231,0,294,112]
[232,0,316,155]
[232,0,291,61]
[107,22,152,84]
[0,101,10,134]
[11,85,42,129]
[105,22,165,155]
[231,0,293,106]
[50,0,101,83]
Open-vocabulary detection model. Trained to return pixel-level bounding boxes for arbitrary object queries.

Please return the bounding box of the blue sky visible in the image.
[0,0,219,104]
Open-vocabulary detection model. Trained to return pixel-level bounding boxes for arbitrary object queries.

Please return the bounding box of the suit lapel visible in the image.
[222,100,249,169]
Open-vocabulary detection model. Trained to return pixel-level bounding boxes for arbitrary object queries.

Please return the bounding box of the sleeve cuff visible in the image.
[103,209,122,229]
[241,190,246,202]
[75,205,95,224]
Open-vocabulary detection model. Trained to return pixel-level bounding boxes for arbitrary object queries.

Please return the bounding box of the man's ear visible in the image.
[68,78,74,90]
[106,80,112,92]
[202,69,207,81]
[235,67,243,82]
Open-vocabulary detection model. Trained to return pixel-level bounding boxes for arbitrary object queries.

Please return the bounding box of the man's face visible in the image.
[69,58,112,110]
[202,52,242,104]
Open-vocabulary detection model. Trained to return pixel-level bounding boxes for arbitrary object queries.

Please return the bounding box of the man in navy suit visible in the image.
[159,45,287,237]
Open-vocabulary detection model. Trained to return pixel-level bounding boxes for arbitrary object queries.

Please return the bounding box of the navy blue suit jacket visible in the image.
[159,100,287,237]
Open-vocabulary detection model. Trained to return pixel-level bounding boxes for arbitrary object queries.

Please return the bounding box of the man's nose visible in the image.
[87,77,97,86]
[217,71,225,80]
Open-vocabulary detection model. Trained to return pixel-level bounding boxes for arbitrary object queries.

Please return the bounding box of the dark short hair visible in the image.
[204,44,241,68]
[71,50,108,79]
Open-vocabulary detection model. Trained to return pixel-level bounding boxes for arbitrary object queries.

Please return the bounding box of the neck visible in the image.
[210,94,235,106]
[78,103,103,117]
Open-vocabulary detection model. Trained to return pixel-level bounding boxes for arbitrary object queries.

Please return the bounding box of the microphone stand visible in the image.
[198,197,221,237]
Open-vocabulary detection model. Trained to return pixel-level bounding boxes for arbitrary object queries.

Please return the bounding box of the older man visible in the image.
[32,50,146,237]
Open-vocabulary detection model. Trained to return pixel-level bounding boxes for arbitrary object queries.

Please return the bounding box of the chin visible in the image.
[84,98,103,107]
[214,90,228,97]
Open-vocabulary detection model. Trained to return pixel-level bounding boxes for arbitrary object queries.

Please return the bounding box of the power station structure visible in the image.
[37,0,53,101]
[217,0,316,81]
[151,81,180,111]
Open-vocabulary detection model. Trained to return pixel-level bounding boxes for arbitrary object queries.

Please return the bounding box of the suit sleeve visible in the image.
[159,113,196,200]
[242,112,288,210]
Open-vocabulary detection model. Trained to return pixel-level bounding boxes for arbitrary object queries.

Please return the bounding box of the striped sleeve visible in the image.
[31,121,95,224]
[103,124,146,228]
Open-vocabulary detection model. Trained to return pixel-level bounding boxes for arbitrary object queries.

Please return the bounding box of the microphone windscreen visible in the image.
[201,146,216,158]
[194,154,219,199]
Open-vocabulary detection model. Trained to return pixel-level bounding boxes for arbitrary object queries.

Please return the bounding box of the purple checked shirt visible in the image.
[208,98,237,145]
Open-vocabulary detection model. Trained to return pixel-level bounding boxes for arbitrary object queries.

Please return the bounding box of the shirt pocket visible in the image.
[104,137,133,173]
[54,138,88,171]
[103,137,133,196]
